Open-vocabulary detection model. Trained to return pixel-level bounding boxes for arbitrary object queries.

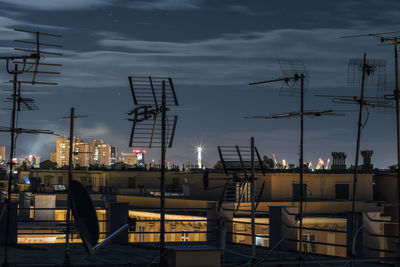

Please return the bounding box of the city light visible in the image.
[195,145,204,169]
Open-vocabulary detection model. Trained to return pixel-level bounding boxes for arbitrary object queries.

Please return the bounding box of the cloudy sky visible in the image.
[0,0,399,168]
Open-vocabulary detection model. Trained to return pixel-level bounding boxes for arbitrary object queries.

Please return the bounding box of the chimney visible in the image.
[361,150,373,170]
[331,152,347,170]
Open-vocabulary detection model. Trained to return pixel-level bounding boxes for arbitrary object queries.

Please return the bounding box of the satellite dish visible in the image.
[70,180,136,255]
[70,180,99,254]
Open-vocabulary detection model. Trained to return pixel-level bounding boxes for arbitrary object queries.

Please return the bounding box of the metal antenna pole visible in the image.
[393,40,400,245]
[250,137,256,266]
[299,74,304,261]
[351,53,367,257]
[0,29,62,267]
[127,76,178,264]
[3,64,18,267]
[160,80,166,258]
[64,107,74,266]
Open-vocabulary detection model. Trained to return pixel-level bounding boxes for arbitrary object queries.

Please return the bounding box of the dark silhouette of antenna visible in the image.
[10,28,62,85]
[315,94,393,108]
[57,108,88,266]
[0,126,56,135]
[343,31,400,247]
[204,138,265,262]
[3,83,39,112]
[348,54,387,259]
[127,76,178,260]
[315,94,392,128]
[249,59,312,259]
[216,143,265,211]
[0,28,62,267]
[245,108,344,260]
[244,109,346,119]
[316,54,386,258]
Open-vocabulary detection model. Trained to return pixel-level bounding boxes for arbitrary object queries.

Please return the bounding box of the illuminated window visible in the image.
[302,234,316,253]
[149,223,154,242]
[181,230,189,242]
[138,225,146,242]
[256,235,269,247]
[170,226,176,242]
[235,224,246,243]
[236,224,246,232]
[194,233,199,241]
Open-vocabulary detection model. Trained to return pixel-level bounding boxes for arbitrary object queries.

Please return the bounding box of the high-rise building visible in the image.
[50,152,56,163]
[56,137,89,167]
[121,152,138,166]
[90,140,111,167]
[74,139,89,167]
[0,146,6,162]
[90,140,103,165]
[111,146,118,165]
[56,137,68,167]
[121,149,146,167]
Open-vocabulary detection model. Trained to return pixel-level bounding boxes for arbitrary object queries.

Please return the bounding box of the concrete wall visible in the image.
[20,170,374,202]
[266,173,373,201]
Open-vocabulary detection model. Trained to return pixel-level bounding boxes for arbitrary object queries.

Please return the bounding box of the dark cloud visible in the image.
[127,0,203,10]
[0,0,115,10]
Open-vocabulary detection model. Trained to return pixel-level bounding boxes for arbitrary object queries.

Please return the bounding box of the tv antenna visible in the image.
[248,60,344,259]
[58,108,90,266]
[245,109,345,259]
[317,53,386,257]
[3,83,39,112]
[127,76,178,260]
[203,138,265,263]
[0,28,62,267]
[343,31,400,246]
[349,54,386,259]
[0,126,56,135]
[244,109,346,120]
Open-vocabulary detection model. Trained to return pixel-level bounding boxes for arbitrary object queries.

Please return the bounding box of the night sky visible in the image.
[0,0,399,168]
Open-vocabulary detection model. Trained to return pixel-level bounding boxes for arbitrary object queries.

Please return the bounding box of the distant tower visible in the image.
[196,146,203,168]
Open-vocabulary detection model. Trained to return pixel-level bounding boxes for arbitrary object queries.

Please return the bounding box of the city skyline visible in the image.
[0,2,399,265]
[0,1,399,168]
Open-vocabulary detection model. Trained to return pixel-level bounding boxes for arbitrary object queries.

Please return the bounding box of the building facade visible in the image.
[55,137,89,167]
[0,145,6,163]
[110,146,118,165]
[121,153,138,166]
[50,152,56,163]
[89,140,111,167]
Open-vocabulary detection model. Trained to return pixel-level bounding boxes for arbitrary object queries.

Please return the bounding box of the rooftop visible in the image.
[0,242,387,266]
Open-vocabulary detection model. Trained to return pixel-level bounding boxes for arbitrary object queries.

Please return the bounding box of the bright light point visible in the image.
[195,145,205,168]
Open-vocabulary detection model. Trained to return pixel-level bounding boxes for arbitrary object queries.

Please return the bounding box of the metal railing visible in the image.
[8,204,399,261]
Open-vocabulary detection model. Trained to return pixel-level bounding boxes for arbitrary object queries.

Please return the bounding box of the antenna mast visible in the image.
[316,53,387,259]
[0,28,62,266]
[127,76,179,263]
[344,31,400,246]
[249,60,309,260]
